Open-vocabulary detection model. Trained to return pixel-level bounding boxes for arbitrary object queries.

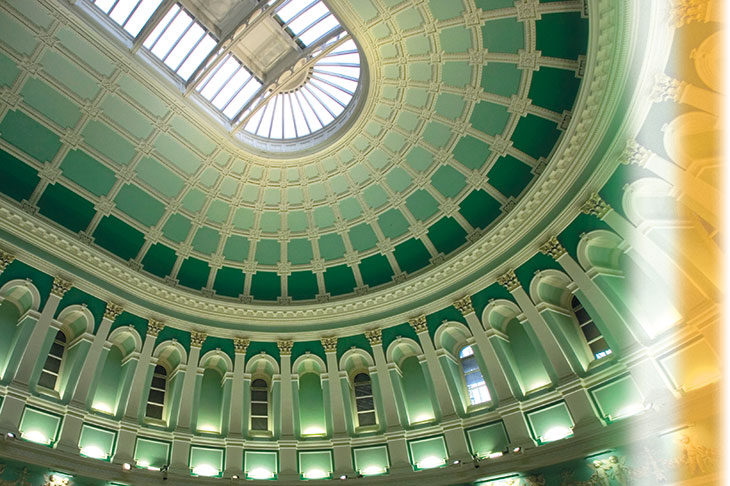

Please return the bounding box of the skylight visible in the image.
[84,0,363,144]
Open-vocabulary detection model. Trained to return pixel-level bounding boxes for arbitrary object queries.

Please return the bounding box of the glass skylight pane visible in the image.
[314,66,360,79]
[270,96,284,138]
[244,104,266,133]
[164,23,204,71]
[324,53,360,65]
[109,0,139,27]
[298,15,338,45]
[302,88,334,124]
[212,68,249,109]
[276,0,316,24]
[223,78,262,118]
[290,93,309,136]
[333,39,357,53]
[287,3,328,34]
[94,0,117,14]
[151,10,192,60]
[258,100,276,137]
[295,90,322,131]
[309,81,346,112]
[177,33,216,80]
[143,4,178,48]
[314,72,357,93]
[124,0,162,37]
[200,57,239,100]
[283,95,297,139]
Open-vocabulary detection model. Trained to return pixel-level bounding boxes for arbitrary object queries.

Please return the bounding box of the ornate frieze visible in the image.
[190,331,207,348]
[147,319,165,337]
[538,236,567,259]
[234,337,250,354]
[580,193,611,218]
[103,302,124,321]
[365,329,382,346]
[50,277,72,298]
[321,337,338,353]
[0,250,14,273]
[496,269,520,292]
[409,315,428,334]
[277,340,294,356]
[453,295,474,316]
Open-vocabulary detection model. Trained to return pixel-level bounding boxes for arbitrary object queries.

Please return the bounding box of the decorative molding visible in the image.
[146,319,165,337]
[190,331,207,348]
[365,329,382,346]
[321,336,338,353]
[496,270,520,292]
[409,315,428,334]
[669,0,712,27]
[580,192,612,218]
[650,73,686,102]
[538,237,567,260]
[50,277,72,298]
[621,139,652,167]
[277,340,294,356]
[103,302,124,321]
[233,337,250,354]
[453,296,474,316]
[0,250,14,273]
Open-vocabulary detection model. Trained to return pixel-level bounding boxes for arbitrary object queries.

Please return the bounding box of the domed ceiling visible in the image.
[0,0,588,304]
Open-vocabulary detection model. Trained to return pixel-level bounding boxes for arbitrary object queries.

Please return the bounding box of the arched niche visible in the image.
[195,350,233,434]
[339,348,379,432]
[482,300,551,398]
[385,338,435,425]
[245,352,279,437]
[0,280,40,382]
[146,340,187,426]
[91,325,142,416]
[292,353,327,437]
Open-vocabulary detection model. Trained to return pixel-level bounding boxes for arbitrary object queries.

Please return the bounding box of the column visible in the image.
[176,331,206,430]
[561,385,602,431]
[277,340,297,480]
[13,277,71,386]
[54,410,84,454]
[539,237,645,348]
[169,434,193,475]
[365,330,401,430]
[501,409,535,450]
[224,337,247,478]
[497,270,576,380]
[70,302,124,407]
[321,337,353,477]
[121,320,164,421]
[453,296,514,403]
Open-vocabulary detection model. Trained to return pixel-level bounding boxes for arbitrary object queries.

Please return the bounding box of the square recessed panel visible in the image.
[213,267,245,298]
[481,18,524,53]
[487,155,534,198]
[60,150,116,197]
[348,224,378,252]
[1,110,62,163]
[430,165,466,198]
[536,13,589,59]
[319,233,346,260]
[439,26,472,53]
[470,101,510,136]
[406,190,439,221]
[323,264,356,296]
[528,67,582,113]
[481,62,522,98]
[223,235,250,262]
[359,253,394,287]
[511,115,561,159]
[288,239,314,265]
[453,136,491,170]
[0,149,39,202]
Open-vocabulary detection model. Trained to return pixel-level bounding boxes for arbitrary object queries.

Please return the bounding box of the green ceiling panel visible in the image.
[429,0,465,20]
[82,120,136,166]
[288,271,318,300]
[487,155,534,198]
[404,35,431,56]
[405,146,434,172]
[348,223,378,252]
[474,0,514,9]
[154,133,201,175]
[363,185,389,209]
[116,74,169,118]
[395,8,423,30]
[384,131,407,152]
[241,184,259,202]
[60,150,116,197]
[213,267,244,298]
[207,201,229,224]
[350,0,377,21]
[114,184,165,227]
[378,209,409,239]
[323,264,357,296]
[528,67,582,113]
[192,226,220,254]
[442,61,472,88]
[250,272,281,301]
[55,27,116,76]
[408,62,433,83]
[385,167,412,193]
[101,94,154,139]
[404,88,428,109]
[428,217,467,255]
[359,253,394,288]
[330,174,349,194]
[223,235,251,262]
[348,164,370,184]
[394,238,431,274]
[287,211,308,232]
[439,26,472,53]
[430,165,466,198]
[0,52,19,87]
[232,207,255,230]
[0,149,39,202]
[37,183,95,233]
[481,18,524,54]
[264,187,280,205]
[181,188,206,212]
[6,0,53,28]
[535,13,589,60]
[135,157,184,198]
[339,197,362,220]
[219,177,238,197]
[314,206,335,228]
[287,238,314,265]
[308,182,326,201]
[177,257,210,290]
[141,243,177,278]
[481,62,522,98]
[21,78,82,128]
[162,214,192,243]
[406,190,439,221]
[470,101,510,136]
[288,186,303,205]
[459,190,502,229]
[453,135,491,170]
[93,215,145,261]
[255,239,280,265]
[397,110,420,132]
[423,121,452,148]
[260,212,281,232]
[0,13,37,55]
[319,233,346,261]
[169,116,215,155]
[0,110,61,163]
[40,51,100,100]
[434,93,466,120]
[511,115,561,159]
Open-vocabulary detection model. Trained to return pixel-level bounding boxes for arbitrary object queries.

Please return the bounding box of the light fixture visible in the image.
[452,459,461,465]
[540,426,573,443]
[22,430,50,445]
[5,432,15,439]
[137,460,150,468]
[609,403,648,421]
[197,424,219,433]
[302,427,326,436]
[416,456,445,469]
[80,445,108,460]
[360,466,387,476]
[91,402,113,414]
[412,414,435,425]
[192,464,219,477]
[339,474,348,480]
[304,469,328,479]
[512,447,522,454]
[122,463,132,471]
[231,475,239,479]
[247,468,274,480]
[48,473,71,486]
[487,452,504,459]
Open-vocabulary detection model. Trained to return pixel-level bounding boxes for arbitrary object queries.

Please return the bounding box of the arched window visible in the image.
[250,379,269,431]
[571,296,612,359]
[145,365,167,420]
[353,373,376,427]
[38,330,66,390]
[458,346,490,405]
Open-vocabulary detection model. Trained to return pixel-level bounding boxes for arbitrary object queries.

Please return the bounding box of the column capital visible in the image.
[0,249,15,273]
[147,319,165,337]
[104,302,124,321]
[580,192,611,219]
[365,329,382,346]
[650,73,686,102]
[190,331,207,348]
[233,337,250,354]
[538,236,567,260]
[496,269,520,292]
[51,277,72,298]
[453,295,474,316]
[669,0,713,27]
[321,337,338,353]
[621,140,652,167]
[408,315,427,334]
[277,340,294,356]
